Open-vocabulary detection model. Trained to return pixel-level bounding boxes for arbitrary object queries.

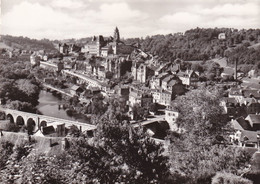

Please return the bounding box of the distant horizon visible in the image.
[1,26,259,42]
[1,0,259,40]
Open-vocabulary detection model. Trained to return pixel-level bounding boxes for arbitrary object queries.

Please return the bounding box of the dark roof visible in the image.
[232,117,252,131]
[42,126,56,135]
[241,130,258,142]
[144,120,169,139]
[246,114,260,125]
[162,75,173,82]
[167,79,179,87]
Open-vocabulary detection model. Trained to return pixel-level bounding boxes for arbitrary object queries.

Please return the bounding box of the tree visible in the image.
[212,172,252,184]
[5,100,37,113]
[132,103,146,121]
[0,141,14,169]
[68,109,170,183]
[149,103,158,113]
[167,88,251,183]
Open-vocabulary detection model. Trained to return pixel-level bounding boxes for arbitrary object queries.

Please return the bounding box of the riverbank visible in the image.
[37,90,90,123]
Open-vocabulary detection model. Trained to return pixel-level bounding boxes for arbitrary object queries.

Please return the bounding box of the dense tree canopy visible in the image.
[167,88,251,183]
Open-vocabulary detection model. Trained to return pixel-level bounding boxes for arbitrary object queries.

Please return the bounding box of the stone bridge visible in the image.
[0,107,96,132]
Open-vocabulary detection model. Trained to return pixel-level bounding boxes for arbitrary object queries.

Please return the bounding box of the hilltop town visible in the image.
[0,27,260,183]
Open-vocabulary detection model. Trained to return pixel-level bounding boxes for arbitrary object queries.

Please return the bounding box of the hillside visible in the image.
[0,35,57,52]
[128,28,260,67]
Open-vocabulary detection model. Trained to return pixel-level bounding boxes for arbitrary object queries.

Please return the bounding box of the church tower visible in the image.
[114,27,120,43]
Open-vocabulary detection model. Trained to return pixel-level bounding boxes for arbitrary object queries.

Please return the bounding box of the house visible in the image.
[150,72,169,89]
[248,69,256,78]
[245,114,260,131]
[243,89,260,100]
[231,117,252,131]
[69,44,81,53]
[34,122,66,137]
[89,86,101,95]
[151,88,172,106]
[244,101,260,114]
[228,88,244,104]
[229,88,260,105]
[230,130,259,148]
[230,116,260,148]
[161,75,176,90]
[128,87,153,108]
[165,105,179,131]
[100,45,112,57]
[70,85,84,96]
[154,62,172,75]
[82,35,106,56]
[131,62,147,83]
[221,67,234,79]
[129,87,142,107]
[177,70,198,86]
[97,66,106,80]
[220,97,239,115]
[43,55,48,61]
[59,43,69,54]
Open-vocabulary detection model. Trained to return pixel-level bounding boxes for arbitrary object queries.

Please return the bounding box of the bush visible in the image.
[5,123,20,132]
[13,141,34,161]
[0,141,14,169]
[212,172,253,184]
[243,170,260,184]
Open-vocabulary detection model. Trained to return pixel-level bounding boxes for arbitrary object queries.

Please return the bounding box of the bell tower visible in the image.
[114,27,120,43]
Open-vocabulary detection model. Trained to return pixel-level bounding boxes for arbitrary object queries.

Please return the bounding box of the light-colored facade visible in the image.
[165,106,179,131]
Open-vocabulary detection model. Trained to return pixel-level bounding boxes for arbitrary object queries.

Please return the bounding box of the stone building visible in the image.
[59,43,69,54]
[131,62,154,83]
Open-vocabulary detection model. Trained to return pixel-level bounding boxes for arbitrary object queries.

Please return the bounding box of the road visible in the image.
[132,115,165,128]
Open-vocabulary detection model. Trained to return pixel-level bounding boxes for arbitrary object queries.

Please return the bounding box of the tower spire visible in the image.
[114,27,120,43]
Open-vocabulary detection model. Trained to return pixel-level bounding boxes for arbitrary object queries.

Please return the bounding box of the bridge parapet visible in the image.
[0,107,96,132]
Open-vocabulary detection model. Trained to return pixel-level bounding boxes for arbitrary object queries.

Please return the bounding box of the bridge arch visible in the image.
[27,118,36,134]
[16,116,25,126]
[40,120,47,128]
[6,114,14,123]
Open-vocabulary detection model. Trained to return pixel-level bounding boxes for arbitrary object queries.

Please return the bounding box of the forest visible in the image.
[0,35,56,52]
[0,58,41,113]
[125,28,260,70]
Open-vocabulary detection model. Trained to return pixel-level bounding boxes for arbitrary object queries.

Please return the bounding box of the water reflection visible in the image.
[37,90,87,123]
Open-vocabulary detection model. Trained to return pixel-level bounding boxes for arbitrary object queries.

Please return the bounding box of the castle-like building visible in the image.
[81,27,135,57]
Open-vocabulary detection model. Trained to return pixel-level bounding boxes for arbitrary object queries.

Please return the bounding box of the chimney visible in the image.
[234,58,238,81]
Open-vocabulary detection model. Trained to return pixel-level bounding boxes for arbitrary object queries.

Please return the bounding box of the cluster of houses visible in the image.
[221,88,260,148]
[28,27,260,144]
[33,27,200,108]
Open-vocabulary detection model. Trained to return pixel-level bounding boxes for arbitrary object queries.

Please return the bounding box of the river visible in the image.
[37,90,88,123]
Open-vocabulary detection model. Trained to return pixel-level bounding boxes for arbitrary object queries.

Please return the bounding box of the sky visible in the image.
[0,0,259,40]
